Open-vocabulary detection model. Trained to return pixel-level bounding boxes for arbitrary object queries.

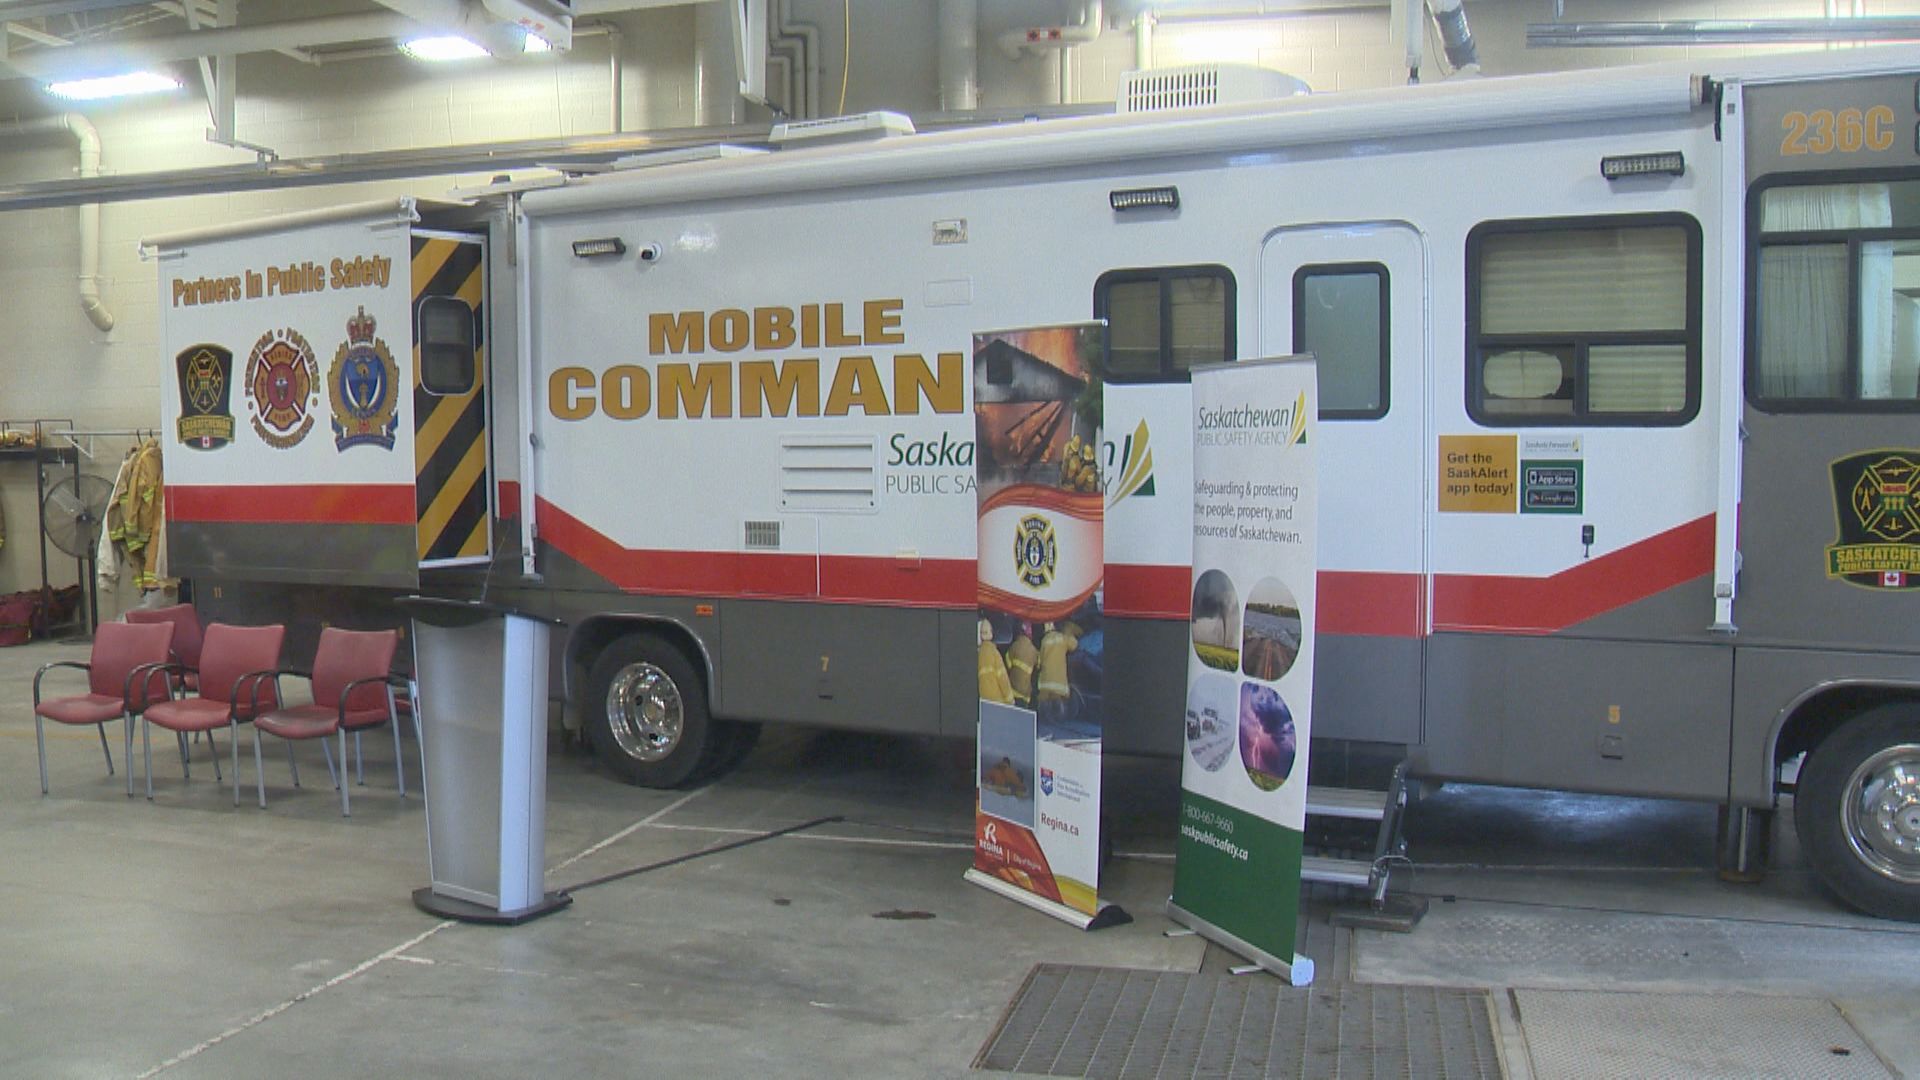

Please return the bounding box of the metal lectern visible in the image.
[399,597,570,925]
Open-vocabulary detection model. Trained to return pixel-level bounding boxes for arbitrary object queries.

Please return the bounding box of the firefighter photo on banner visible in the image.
[1170,356,1318,985]
[964,322,1127,930]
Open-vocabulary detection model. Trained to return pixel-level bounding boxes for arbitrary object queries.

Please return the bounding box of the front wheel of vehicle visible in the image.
[585,635,711,789]
[1794,705,1920,922]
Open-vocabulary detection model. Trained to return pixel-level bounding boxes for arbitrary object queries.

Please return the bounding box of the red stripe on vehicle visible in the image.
[537,499,971,608]
[1106,564,1189,620]
[1320,572,1425,637]
[497,480,521,521]
[168,484,416,526]
[1431,514,1715,633]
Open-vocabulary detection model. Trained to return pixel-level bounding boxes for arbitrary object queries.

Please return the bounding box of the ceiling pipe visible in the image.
[0,114,112,332]
[998,0,1103,58]
[772,0,819,119]
[938,0,979,111]
[1134,10,1153,70]
[1528,18,1920,46]
[1427,0,1478,72]
[2,11,421,80]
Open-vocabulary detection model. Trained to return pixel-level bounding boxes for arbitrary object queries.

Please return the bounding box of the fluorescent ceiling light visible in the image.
[46,71,180,101]
[524,33,553,53]
[400,35,490,62]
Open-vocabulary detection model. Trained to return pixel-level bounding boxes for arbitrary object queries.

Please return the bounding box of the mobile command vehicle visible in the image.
[149,50,1920,921]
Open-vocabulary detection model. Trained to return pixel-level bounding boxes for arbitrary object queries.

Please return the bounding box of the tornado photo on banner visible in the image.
[968,323,1113,924]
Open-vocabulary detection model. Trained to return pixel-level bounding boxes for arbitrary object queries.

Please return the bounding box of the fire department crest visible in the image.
[328,307,399,451]
[1014,513,1057,590]
[245,328,319,449]
[1827,449,1920,590]
[174,343,235,451]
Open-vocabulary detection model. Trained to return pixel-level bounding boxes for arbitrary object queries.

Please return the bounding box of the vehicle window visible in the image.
[1752,180,1920,408]
[1095,265,1236,383]
[1294,263,1387,419]
[1467,216,1700,426]
[418,296,476,396]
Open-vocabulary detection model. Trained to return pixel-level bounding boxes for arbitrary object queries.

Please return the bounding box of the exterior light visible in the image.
[400,36,490,62]
[571,237,627,258]
[1110,186,1180,212]
[46,71,180,101]
[1601,152,1685,180]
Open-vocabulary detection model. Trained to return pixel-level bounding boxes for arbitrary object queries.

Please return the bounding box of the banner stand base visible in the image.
[1165,899,1314,986]
[966,869,1132,931]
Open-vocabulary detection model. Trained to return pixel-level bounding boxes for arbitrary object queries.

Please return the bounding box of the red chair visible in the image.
[139,623,284,802]
[125,604,204,693]
[250,628,402,816]
[33,620,174,796]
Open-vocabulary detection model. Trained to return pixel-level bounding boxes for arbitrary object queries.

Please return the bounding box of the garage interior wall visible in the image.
[0,0,1900,607]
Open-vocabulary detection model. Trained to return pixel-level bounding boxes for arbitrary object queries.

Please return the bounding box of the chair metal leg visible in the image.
[253,727,267,809]
[207,729,223,785]
[320,738,348,817]
[143,721,154,800]
[340,730,351,817]
[288,740,301,787]
[392,721,406,799]
[355,731,365,786]
[177,730,191,780]
[97,724,114,777]
[125,717,135,798]
[35,714,47,795]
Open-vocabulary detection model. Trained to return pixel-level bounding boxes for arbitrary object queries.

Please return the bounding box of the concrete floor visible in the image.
[1,638,1915,1079]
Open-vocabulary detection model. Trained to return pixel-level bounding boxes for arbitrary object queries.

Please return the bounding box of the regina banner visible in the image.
[965,323,1126,931]
[1170,356,1318,983]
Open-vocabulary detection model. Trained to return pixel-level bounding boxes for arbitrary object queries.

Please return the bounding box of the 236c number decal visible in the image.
[1781,106,1898,156]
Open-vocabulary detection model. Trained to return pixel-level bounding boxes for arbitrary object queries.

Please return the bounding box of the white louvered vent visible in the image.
[780,435,878,513]
[1117,64,1310,114]
[743,520,782,550]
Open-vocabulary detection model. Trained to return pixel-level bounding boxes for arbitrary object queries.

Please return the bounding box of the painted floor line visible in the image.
[136,920,454,1078]
[646,820,973,851]
[550,788,706,872]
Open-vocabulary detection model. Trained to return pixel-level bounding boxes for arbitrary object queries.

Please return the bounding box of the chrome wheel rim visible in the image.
[1841,742,1920,885]
[604,662,682,763]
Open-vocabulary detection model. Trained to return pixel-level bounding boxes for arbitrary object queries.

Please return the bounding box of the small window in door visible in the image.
[1293,263,1388,419]
[1466,214,1700,426]
[418,296,476,396]
[1094,265,1236,383]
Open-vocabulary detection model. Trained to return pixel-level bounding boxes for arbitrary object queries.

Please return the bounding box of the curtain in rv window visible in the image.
[1466,215,1701,425]
[1754,180,1920,407]
[1094,266,1236,383]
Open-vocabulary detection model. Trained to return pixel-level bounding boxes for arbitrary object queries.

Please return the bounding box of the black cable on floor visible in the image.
[557,814,845,897]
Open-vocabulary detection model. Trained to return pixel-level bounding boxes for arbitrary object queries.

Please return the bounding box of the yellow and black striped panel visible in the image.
[411,233,490,564]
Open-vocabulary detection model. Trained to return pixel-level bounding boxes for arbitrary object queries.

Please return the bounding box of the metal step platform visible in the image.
[1299,762,1421,926]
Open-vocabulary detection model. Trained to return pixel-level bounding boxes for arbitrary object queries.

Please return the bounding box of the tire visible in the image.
[584,635,711,789]
[1793,705,1920,922]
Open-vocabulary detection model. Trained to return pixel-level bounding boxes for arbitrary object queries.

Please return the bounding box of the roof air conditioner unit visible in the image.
[770,111,916,148]
[1117,64,1310,114]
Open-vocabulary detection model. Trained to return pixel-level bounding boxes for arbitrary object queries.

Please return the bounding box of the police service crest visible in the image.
[245,327,319,449]
[328,307,399,451]
[1014,513,1057,590]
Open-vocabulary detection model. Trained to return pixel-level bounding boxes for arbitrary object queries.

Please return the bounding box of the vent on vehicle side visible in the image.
[780,435,877,513]
[743,520,782,550]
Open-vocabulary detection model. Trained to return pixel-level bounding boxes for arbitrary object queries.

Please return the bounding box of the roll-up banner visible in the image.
[1169,356,1318,985]
[966,323,1128,931]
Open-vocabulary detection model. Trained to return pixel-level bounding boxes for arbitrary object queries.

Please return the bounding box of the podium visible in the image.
[399,597,570,925]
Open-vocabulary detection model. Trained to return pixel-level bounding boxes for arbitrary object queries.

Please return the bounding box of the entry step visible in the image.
[1305,785,1391,822]
[1301,854,1374,889]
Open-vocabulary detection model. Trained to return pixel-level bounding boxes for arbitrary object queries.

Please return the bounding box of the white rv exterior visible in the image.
[152,49,1920,920]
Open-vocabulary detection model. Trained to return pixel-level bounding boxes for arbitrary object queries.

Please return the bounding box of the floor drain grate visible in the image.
[974,963,1501,1078]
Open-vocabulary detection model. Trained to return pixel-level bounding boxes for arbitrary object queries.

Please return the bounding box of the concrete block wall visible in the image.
[0,0,1908,601]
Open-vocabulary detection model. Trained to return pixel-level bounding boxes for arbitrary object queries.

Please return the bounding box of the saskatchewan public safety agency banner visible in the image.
[965,323,1127,930]
[1170,356,1318,983]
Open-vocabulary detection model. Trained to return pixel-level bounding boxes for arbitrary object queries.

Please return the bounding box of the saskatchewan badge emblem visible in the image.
[329,307,399,451]
[245,327,319,450]
[1014,513,1057,590]
[174,343,235,451]
[1826,449,1920,590]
